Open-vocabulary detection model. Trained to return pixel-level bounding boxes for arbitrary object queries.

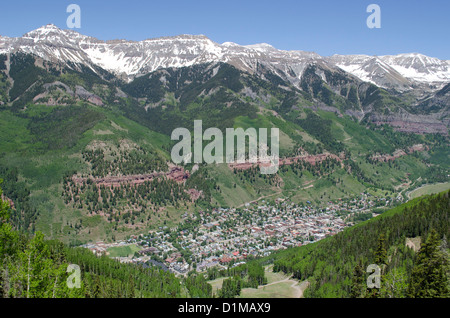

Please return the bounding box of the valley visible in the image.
[0,24,448,300]
[81,190,390,277]
[0,95,447,245]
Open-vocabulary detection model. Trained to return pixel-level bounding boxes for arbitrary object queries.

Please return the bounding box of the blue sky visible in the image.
[0,0,449,59]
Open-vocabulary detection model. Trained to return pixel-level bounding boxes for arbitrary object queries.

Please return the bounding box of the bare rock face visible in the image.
[72,166,190,188]
[75,86,103,106]
[369,108,449,135]
[32,81,104,106]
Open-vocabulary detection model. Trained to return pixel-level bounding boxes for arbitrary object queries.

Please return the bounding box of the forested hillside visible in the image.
[1,183,449,298]
[0,51,448,245]
[265,190,450,298]
[0,182,212,298]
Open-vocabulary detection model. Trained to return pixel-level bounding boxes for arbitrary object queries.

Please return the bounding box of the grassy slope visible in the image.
[0,105,174,244]
[1,98,447,244]
[0,108,432,223]
[408,182,450,199]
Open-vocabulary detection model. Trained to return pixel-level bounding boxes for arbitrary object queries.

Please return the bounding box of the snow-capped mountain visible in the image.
[1,24,449,92]
[328,54,413,91]
[329,53,450,92]
[0,24,318,83]
[379,53,450,84]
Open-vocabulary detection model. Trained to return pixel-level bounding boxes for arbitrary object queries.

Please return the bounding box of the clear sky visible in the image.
[0,0,448,59]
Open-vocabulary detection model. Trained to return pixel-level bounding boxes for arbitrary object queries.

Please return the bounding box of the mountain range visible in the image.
[2,24,449,88]
[1,24,449,134]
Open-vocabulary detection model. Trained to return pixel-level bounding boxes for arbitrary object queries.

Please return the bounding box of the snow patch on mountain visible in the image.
[0,24,448,90]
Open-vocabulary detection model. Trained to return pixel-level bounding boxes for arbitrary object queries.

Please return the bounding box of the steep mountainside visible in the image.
[0,25,448,244]
[1,25,449,133]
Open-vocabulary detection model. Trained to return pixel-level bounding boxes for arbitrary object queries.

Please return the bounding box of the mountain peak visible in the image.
[23,24,66,39]
[42,23,60,29]
[27,23,62,33]
[245,43,276,52]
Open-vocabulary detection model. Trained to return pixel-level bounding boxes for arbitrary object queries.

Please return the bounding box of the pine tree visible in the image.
[374,233,387,267]
[350,261,365,298]
[366,234,388,298]
[408,229,449,298]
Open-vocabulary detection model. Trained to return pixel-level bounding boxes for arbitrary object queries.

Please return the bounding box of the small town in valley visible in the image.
[81,193,391,276]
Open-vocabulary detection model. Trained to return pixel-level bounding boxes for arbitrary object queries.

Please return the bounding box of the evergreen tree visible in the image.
[408,229,449,298]
[366,234,388,298]
[219,276,242,298]
[374,233,387,267]
[350,261,365,298]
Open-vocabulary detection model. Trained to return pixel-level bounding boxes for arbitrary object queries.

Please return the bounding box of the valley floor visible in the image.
[207,265,308,298]
[407,182,450,199]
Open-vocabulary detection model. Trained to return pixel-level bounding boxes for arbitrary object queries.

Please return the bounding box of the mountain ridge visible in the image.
[0,24,449,136]
[1,24,448,91]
